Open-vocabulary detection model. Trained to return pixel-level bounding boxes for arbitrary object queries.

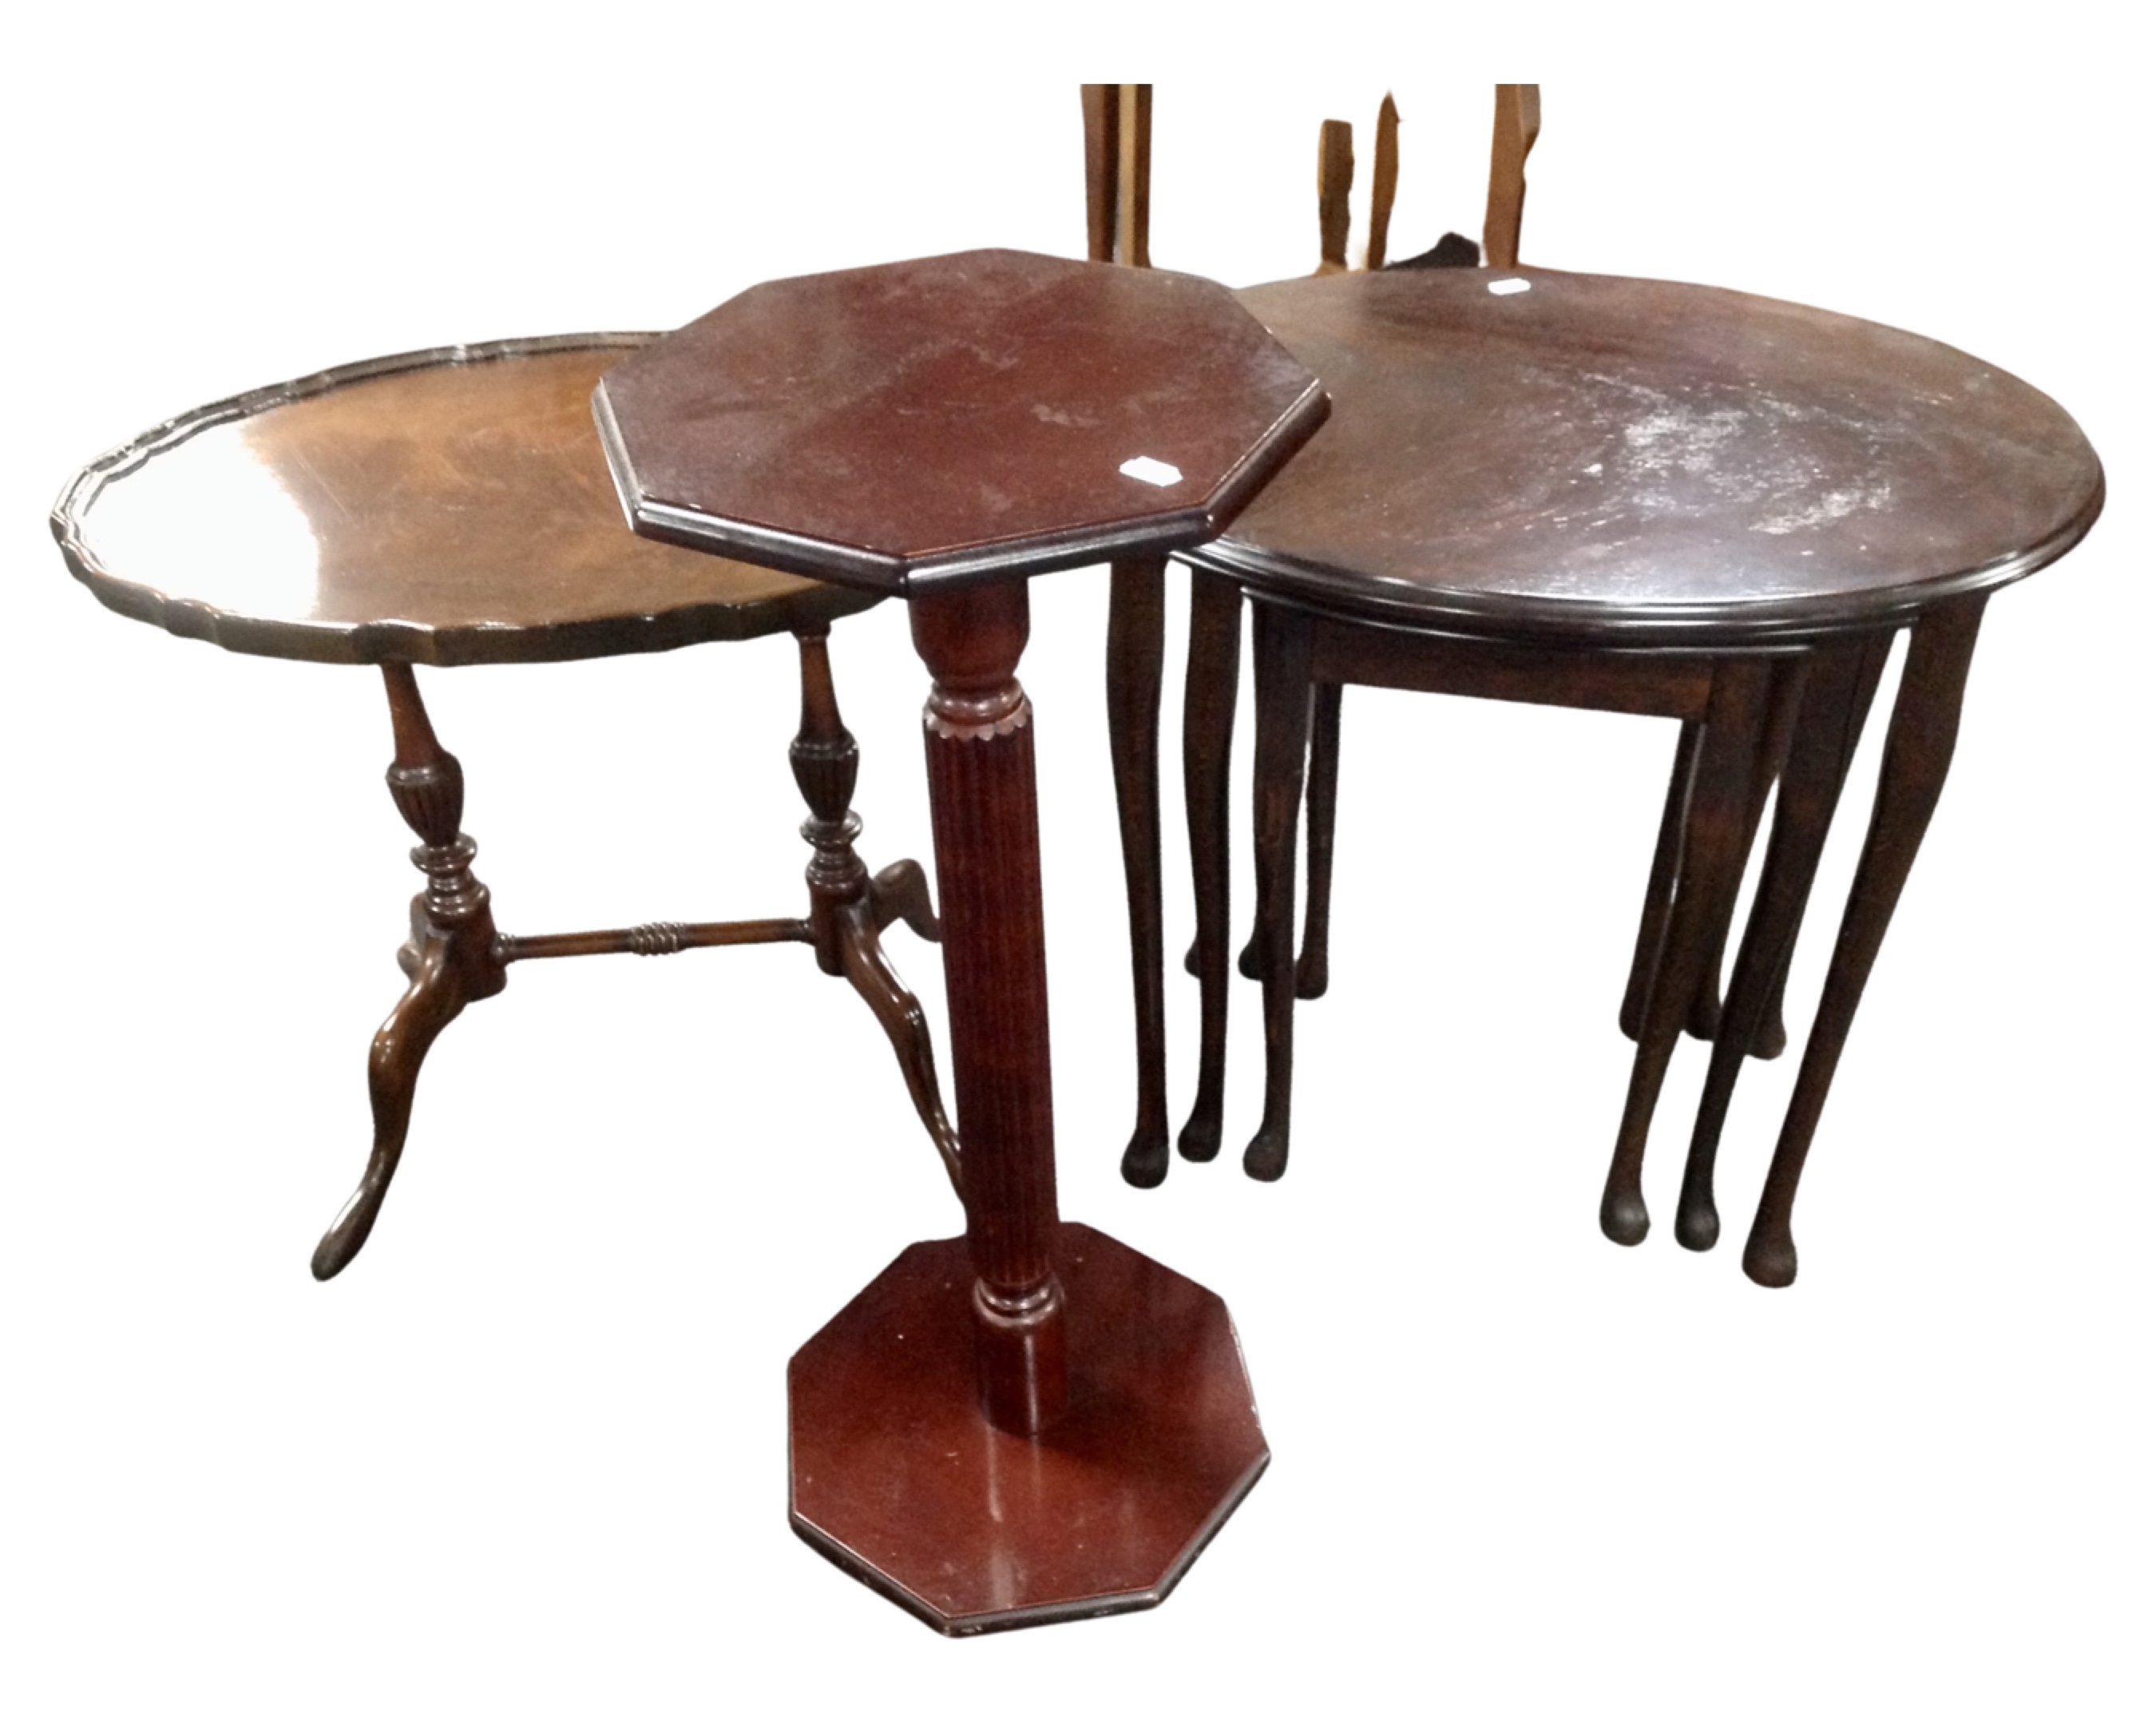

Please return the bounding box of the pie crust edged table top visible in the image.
[1195,268,2104,644]
[51,334,879,667]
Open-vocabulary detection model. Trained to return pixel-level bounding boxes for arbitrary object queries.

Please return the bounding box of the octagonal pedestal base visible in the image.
[788,1222,1267,1635]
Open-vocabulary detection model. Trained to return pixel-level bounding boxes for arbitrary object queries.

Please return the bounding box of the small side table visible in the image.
[598,249,1326,1632]
[52,334,961,1277]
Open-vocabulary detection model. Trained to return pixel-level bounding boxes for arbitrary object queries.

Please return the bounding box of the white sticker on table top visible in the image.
[1488,278,1531,296]
[1120,455,1183,487]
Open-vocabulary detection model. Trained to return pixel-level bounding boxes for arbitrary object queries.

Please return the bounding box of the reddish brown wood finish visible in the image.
[595,250,1326,593]
[50,338,878,665]
[1185,268,2099,1273]
[604,251,1326,1621]
[1206,271,2099,638]
[1740,597,1990,1285]
[788,1223,1267,1635]
[1675,634,1891,1251]
[55,339,963,1272]
[313,663,508,1280]
[1176,569,1244,1167]
[1107,555,1172,1187]
[910,582,1066,1434]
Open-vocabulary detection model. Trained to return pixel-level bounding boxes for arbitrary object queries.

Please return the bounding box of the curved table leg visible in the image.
[1294,681,1342,1000]
[868,858,941,942]
[1620,722,1700,1044]
[1243,601,1316,1183]
[1106,555,1171,1186]
[1684,656,1809,1051]
[837,903,961,1200]
[1744,597,1987,1287]
[1239,680,1338,995]
[1600,658,1773,1245]
[1672,640,1879,1247]
[791,625,957,1196]
[1179,569,1242,1164]
[313,664,505,1281]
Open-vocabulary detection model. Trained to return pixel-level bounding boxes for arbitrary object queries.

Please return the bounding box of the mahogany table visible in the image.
[1130,266,2102,1285]
[48,335,965,1279]
[596,248,1328,1632]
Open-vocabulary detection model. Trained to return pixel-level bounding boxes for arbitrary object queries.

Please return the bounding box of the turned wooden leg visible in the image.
[1242,602,1316,1183]
[1745,597,1987,1287]
[312,664,506,1281]
[1106,555,1171,1188]
[1620,722,1699,1042]
[1684,656,1809,1050]
[791,626,959,1196]
[910,582,1064,1434]
[1600,658,1772,1245]
[1179,569,1242,1164]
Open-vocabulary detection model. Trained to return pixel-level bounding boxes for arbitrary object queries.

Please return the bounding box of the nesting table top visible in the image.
[1191,268,2104,644]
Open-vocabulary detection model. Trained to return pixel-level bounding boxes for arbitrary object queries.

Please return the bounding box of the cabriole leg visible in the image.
[1675,636,1889,1250]
[1179,570,1242,1164]
[1600,660,1772,1245]
[1745,598,1986,1287]
[312,663,505,1281]
[791,625,959,1198]
[1242,602,1316,1183]
[1105,556,1171,1187]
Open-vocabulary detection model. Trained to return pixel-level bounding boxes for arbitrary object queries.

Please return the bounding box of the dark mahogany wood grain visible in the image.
[56,338,961,1273]
[788,1223,1266,1635]
[596,250,1327,593]
[1201,270,2102,643]
[1182,267,2100,1274]
[605,249,1325,1620]
[52,337,878,666]
[1107,555,1171,1187]
[1741,597,1991,1286]
[910,582,1067,1434]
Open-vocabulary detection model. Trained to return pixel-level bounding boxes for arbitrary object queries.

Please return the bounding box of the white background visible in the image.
[3,9,2146,1719]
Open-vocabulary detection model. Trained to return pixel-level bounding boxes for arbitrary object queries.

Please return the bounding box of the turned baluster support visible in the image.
[910,581,1066,1437]
[312,663,506,1281]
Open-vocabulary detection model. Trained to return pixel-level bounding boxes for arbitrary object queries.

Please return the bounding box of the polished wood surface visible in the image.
[596,249,1328,592]
[1203,269,2102,642]
[607,247,1326,1623]
[1188,267,2101,1274]
[309,628,961,1278]
[54,337,957,1276]
[788,1223,1267,1635]
[53,336,876,665]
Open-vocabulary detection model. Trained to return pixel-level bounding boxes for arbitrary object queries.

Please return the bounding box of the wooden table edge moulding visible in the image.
[595,248,1329,1632]
[50,331,965,1283]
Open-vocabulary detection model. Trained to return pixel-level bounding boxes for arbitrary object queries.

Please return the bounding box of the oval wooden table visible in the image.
[1116,265,2102,1284]
[50,333,964,1280]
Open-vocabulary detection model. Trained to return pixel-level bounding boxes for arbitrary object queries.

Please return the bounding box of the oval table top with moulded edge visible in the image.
[1191,268,2103,644]
[51,334,881,668]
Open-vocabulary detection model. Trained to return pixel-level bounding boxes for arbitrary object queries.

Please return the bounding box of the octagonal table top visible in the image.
[596,249,1329,593]
[1188,268,2104,646]
[53,335,879,667]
